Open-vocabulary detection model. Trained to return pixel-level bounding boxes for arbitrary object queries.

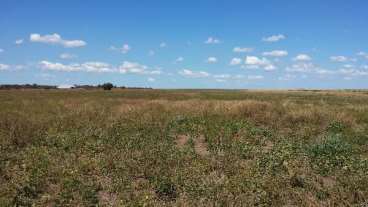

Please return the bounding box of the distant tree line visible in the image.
[0,83,152,90]
[0,84,57,90]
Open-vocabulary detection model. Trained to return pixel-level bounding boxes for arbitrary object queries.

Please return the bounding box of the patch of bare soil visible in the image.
[194,135,210,156]
[262,140,274,153]
[175,134,190,148]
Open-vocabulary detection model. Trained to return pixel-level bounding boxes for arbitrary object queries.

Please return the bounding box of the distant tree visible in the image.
[102,82,114,90]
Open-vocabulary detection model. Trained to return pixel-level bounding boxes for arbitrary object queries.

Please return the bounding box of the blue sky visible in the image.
[1,0,368,89]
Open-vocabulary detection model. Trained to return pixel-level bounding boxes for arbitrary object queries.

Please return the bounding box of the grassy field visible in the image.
[0,89,367,206]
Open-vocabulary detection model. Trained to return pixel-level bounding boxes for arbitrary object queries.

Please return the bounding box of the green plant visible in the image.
[308,134,353,175]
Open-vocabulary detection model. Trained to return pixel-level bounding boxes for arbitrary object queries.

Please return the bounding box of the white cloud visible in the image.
[247,75,264,80]
[293,54,312,61]
[229,57,242,66]
[179,69,210,78]
[262,34,286,42]
[278,74,296,81]
[286,62,316,73]
[30,33,86,48]
[244,56,276,71]
[286,62,335,76]
[206,57,217,63]
[117,61,161,75]
[213,74,231,79]
[233,47,253,53]
[357,51,368,59]
[39,61,113,72]
[330,56,349,62]
[245,56,268,65]
[110,44,131,54]
[264,64,276,71]
[0,63,10,70]
[15,39,24,45]
[0,48,3,53]
[0,63,25,71]
[59,53,77,59]
[338,68,368,76]
[119,61,147,74]
[148,77,155,82]
[159,42,167,48]
[205,37,220,44]
[262,50,288,57]
[174,56,184,63]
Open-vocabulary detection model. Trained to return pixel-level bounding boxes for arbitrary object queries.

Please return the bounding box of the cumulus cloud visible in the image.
[148,77,155,82]
[39,61,113,72]
[262,50,288,57]
[59,53,77,59]
[262,34,286,42]
[233,47,253,53]
[229,57,242,66]
[244,56,276,71]
[0,63,10,70]
[286,62,316,73]
[212,73,264,82]
[110,44,131,54]
[15,39,24,45]
[293,54,312,61]
[206,57,217,63]
[286,62,335,75]
[330,56,350,62]
[30,33,86,48]
[118,61,160,75]
[179,69,210,78]
[205,37,220,44]
[357,52,368,59]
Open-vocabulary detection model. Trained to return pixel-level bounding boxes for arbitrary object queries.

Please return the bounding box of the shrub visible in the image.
[308,134,353,175]
[101,83,114,90]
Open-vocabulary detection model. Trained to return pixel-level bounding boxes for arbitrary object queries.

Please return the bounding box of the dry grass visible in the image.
[0,89,367,206]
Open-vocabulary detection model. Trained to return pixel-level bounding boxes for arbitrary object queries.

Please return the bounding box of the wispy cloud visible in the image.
[159,42,167,48]
[357,52,368,59]
[174,56,184,63]
[233,47,253,53]
[205,37,221,44]
[39,61,113,72]
[15,39,24,45]
[262,34,286,42]
[330,56,355,62]
[262,50,288,57]
[110,44,131,54]
[179,69,210,78]
[59,53,77,59]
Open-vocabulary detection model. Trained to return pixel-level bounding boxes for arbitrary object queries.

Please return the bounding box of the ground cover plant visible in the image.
[0,89,367,206]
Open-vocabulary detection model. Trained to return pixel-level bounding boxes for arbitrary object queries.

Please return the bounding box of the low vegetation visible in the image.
[0,89,367,206]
